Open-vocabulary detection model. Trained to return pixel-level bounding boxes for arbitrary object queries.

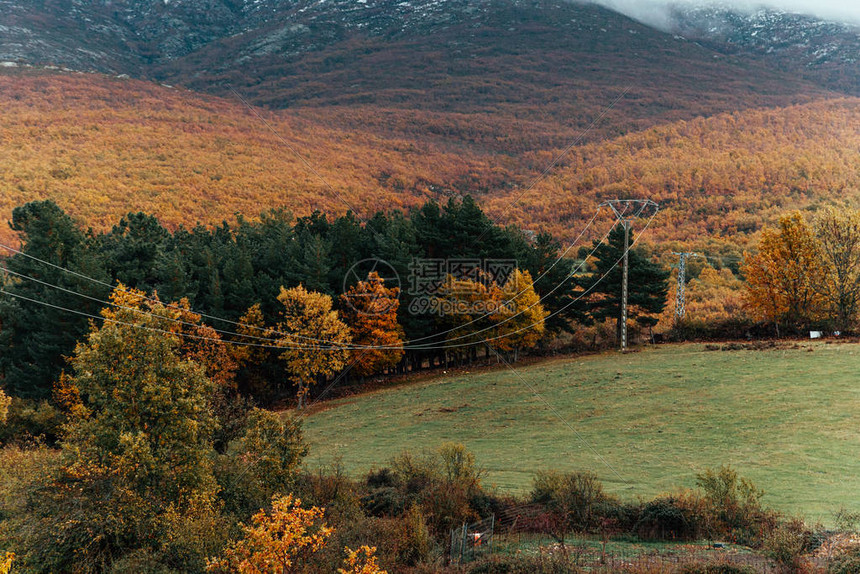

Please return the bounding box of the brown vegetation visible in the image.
[2,70,859,255]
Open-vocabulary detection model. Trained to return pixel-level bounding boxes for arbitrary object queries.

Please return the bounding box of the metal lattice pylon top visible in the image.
[600,199,660,222]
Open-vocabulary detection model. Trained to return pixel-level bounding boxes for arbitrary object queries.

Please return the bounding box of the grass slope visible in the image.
[302,342,860,521]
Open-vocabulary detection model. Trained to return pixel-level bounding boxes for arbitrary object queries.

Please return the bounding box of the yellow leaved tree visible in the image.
[102,284,239,388]
[433,274,496,363]
[742,212,823,333]
[276,285,352,408]
[491,269,548,359]
[207,494,333,573]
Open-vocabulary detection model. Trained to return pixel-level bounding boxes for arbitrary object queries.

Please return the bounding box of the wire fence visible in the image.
[450,515,496,564]
[452,527,835,572]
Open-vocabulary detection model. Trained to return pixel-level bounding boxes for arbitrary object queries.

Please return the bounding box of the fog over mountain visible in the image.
[590,0,860,29]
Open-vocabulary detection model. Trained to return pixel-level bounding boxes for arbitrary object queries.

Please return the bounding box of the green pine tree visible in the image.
[0,201,109,399]
[579,225,669,342]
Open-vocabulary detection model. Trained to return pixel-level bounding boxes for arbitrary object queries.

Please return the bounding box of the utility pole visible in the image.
[621,219,630,351]
[600,199,659,352]
[672,252,700,324]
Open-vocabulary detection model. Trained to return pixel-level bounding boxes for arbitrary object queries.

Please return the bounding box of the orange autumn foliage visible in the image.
[206,494,333,573]
[338,546,387,574]
[1,70,859,258]
[657,265,748,330]
[339,272,404,377]
[742,212,823,327]
[102,284,238,387]
[0,71,500,247]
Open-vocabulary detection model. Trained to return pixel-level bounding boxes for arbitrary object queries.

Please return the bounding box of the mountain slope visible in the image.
[1,70,858,254]
[668,4,860,95]
[151,0,841,151]
[0,0,840,154]
[0,70,506,245]
[483,97,860,248]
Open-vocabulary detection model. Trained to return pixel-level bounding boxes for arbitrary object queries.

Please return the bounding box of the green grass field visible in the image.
[301,342,860,522]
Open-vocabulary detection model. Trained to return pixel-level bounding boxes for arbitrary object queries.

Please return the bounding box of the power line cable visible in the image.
[0,242,376,348]
[402,209,658,350]
[393,206,603,346]
[401,221,616,349]
[0,213,612,352]
[0,211,657,352]
[0,206,603,350]
[0,264,388,351]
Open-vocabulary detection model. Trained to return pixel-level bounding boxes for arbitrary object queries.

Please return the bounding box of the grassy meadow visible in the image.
[301,342,860,522]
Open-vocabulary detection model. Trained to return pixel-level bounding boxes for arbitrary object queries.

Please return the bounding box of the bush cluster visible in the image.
[0,418,842,574]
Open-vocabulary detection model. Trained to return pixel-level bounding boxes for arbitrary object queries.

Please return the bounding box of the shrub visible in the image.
[217,408,308,517]
[675,563,757,574]
[599,499,642,533]
[390,449,441,494]
[422,479,479,537]
[240,409,308,492]
[439,442,484,494]
[830,546,860,574]
[695,466,775,545]
[206,494,333,573]
[106,549,178,573]
[294,511,387,574]
[387,444,485,537]
[215,410,309,519]
[762,517,812,573]
[210,390,253,454]
[0,445,60,559]
[296,462,363,524]
[396,503,434,567]
[531,470,614,539]
[634,496,702,541]
[154,494,231,572]
[834,507,860,532]
[362,485,407,518]
[366,468,397,489]
[0,398,64,446]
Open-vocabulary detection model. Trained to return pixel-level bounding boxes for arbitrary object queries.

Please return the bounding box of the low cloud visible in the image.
[589,0,860,29]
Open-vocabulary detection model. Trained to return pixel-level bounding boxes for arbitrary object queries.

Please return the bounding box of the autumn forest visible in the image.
[2,0,860,570]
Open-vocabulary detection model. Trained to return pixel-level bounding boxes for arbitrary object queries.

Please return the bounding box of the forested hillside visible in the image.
[2,70,858,252]
[0,71,501,245]
[484,98,860,246]
[2,0,844,157]
[164,0,832,150]
[4,1,860,572]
